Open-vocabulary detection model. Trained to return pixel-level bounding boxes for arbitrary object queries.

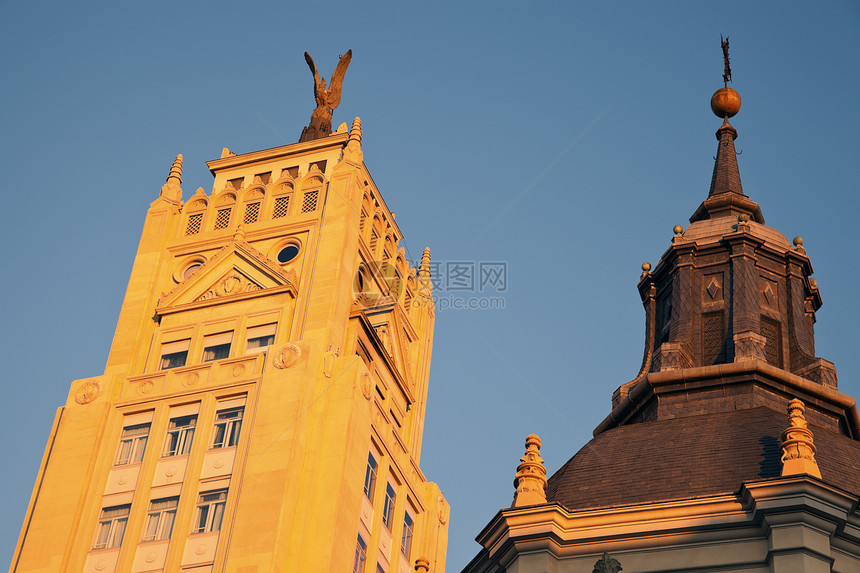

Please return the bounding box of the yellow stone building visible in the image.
[11,118,449,573]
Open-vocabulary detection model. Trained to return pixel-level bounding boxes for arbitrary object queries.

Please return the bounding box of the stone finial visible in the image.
[592,553,622,573]
[159,154,183,202]
[512,434,547,507]
[641,262,651,278]
[414,557,430,573]
[342,117,363,164]
[167,154,183,183]
[780,399,821,478]
[418,247,432,277]
[673,224,684,235]
[349,117,362,145]
[233,225,245,243]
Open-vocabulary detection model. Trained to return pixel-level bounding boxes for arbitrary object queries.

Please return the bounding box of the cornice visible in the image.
[595,360,860,437]
[206,133,349,174]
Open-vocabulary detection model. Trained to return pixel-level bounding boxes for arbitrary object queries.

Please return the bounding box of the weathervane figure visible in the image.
[721,35,732,87]
[299,50,352,143]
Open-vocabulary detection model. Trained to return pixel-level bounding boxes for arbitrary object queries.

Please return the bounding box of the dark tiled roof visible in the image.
[708,122,743,197]
[546,407,860,511]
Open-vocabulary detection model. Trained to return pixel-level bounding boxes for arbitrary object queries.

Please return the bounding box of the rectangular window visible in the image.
[212,406,244,448]
[142,497,178,542]
[214,208,232,229]
[401,512,414,559]
[163,414,196,456]
[301,190,319,213]
[353,535,367,573]
[194,489,227,533]
[186,213,203,236]
[245,324,276,354]
[363,452,378,502]
[273,196,291,218]
[382,483,396,530]
[202,332,233,362]
[115,423,150,465]
[160,339,190,370]
[243,202,260,225]
[92,504,130,549]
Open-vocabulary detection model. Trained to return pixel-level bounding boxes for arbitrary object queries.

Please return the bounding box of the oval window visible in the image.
[277,244,300,264]
[182,263,201,279]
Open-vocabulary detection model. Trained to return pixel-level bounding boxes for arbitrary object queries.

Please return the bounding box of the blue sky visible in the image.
[2,2,858,570]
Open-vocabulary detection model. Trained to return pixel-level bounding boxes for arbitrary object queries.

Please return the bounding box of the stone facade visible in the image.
[12,120,448,573]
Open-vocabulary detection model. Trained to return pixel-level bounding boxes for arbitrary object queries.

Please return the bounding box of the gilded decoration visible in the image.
[272,343,302,369]
[74,380,102,405]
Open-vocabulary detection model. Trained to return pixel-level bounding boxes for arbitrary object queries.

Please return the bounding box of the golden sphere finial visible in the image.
[642,262,651,273]
[793,236,804,247]
[711,87,741,118]
[673,224,684,235]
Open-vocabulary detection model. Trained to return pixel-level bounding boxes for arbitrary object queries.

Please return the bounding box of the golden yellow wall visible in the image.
[12,122,448,573]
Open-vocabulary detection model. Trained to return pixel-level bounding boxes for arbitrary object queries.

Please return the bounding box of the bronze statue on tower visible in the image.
[299,50,352,143]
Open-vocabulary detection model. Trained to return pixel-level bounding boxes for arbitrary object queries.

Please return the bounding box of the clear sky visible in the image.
[2,2,858,570]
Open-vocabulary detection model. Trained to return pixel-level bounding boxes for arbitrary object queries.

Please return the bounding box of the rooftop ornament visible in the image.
[299,50,352,143]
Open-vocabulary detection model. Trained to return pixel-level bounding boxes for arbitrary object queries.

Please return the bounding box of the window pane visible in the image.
[383,484,396,529]
[159,509,176,540]
[160,350,188,370]
[131,436,147,463]
[202,342,231,362]
[116,440,132,465]
[364,453,378,501]
[143,514,159,542]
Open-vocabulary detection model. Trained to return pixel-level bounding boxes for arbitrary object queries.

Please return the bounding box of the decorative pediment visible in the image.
[157,240,298,316]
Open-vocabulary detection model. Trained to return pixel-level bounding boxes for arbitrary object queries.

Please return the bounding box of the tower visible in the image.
[464,49,860,573]
[12,115,449,571]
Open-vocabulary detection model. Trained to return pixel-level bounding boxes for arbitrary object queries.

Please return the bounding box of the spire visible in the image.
[708,116,743,196]
[689,42,764,224]
[512,434,547,507]
[780,399,822,478]
[341,117,363,164]
[417,247,433,294]
[159,154,183,202]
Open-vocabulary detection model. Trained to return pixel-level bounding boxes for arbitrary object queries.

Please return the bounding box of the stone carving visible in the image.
[414,557,430,573]
[231,363,245,378]
[74,380,102,405]
[512,434,547,507]
[437,495,449,524]
[733,331,767,362]
[798,358,838,389]
[593,553,622,573]
[197,273,262,301]
[652,342,692,372]
[138,380,154,395]
[780,398,822,478]
[360,370,372,400]
[341,117,363,164]
[183,372,200,387]
[299,50,352,142]
[323,347,339,378]
[145,552,157,563]
[272,343,302,369]
[706,276,721,299]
